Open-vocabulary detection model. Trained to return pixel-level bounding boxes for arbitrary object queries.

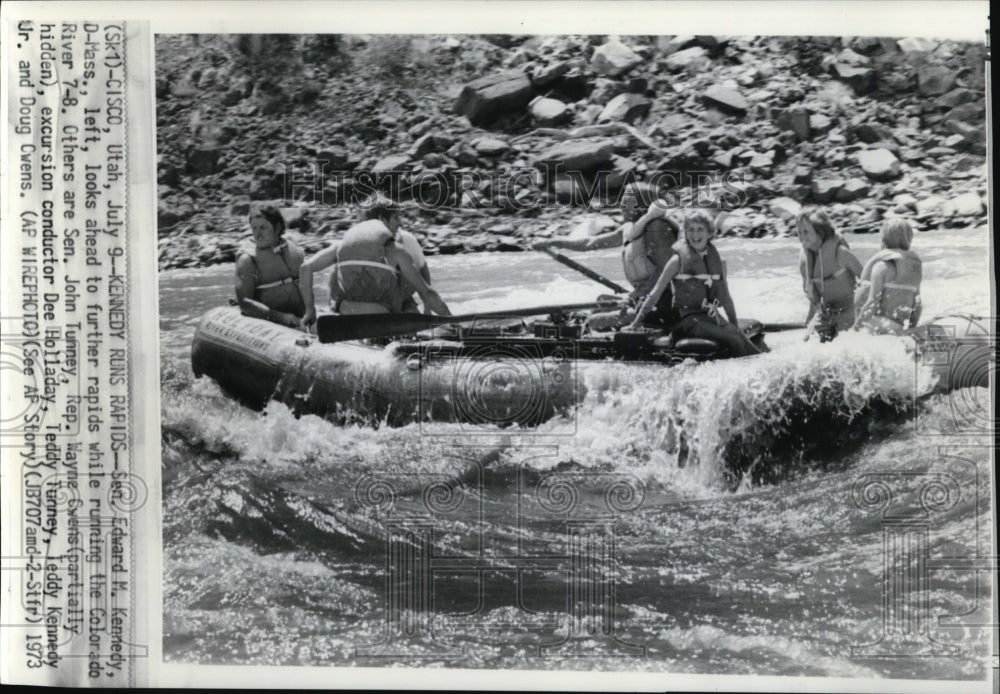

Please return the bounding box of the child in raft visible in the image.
[796,206,863,342]
[234,205,307,328]
[853,217,922,334]
[626,210,760,358]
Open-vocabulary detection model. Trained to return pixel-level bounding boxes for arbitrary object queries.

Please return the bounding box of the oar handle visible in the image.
[542,247,629,294]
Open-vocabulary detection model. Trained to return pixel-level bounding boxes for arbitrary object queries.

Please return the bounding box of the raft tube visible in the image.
[191,307,584,427]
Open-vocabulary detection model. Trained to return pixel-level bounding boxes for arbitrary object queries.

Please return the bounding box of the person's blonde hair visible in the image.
[880,217,913,251]
[684,209,715,237]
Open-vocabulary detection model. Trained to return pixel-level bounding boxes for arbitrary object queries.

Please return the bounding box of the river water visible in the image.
[159,228,994,681]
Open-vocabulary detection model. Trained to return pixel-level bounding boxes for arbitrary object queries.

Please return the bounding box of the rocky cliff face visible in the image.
[155,33,988,269]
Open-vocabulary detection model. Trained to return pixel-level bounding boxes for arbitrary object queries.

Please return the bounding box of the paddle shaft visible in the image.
[318,301,612,343]
[542,247,629,294]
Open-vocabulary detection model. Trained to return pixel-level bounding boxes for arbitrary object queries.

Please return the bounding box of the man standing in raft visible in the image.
[854,217,922,334]
[626,210,760,357]
[235,205,307,328]
[534,195,681,330]
[299,194,451,325]
[797,206,863,342]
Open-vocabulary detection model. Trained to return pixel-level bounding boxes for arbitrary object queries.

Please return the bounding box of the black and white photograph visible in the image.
[1,1,993,691]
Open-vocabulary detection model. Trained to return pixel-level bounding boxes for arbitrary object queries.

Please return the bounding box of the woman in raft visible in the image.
[299,195,450,325]
[853,217,922,334]
[626,210,760,357]
[534,195,681,331]
[796,206,863,342]
[234,205,307,328]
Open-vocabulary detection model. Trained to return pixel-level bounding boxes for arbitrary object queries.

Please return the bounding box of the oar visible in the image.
[318,301,612,343]
[760,322,807,332]
[541,247,629,294]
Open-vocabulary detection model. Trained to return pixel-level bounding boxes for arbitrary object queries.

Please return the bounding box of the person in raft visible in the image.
[796,206,863,342]
[234,205,307,328]
[625,209,761,357]
[853,217,922,334]
[299,194,451,326]
[533,195,681,330]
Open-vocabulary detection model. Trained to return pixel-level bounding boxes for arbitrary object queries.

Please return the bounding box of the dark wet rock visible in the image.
[811,179,843,203]
[627,75,650,94]
[552,70,592,102]
[534,138,615,173]
[775,107,811,140]
[851,122,894,144]
[829,63,876,95]
[702,85,749,117]
[591,41,642,77]
[598,93,652,124]
[315,146,354,172]
[453,70,534,126]
[186,146,221,176]
[945,119,984,145]
[857,148,900,180]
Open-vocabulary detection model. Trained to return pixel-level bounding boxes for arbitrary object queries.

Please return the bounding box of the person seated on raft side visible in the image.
[796,206,863,342]
[853,216,922,335]
[625,210,761,358]
[298,195,451,326]
[234,205,307,328]
[533,196,681,331]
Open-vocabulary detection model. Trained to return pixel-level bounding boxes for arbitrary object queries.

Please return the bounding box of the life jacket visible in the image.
[800,234,855,306]
[857,248,922,325]
[671,239,724,318]
[238,241,305,316]
[391,229,427,310]
[328,220,400,312]
[622,216,679,287]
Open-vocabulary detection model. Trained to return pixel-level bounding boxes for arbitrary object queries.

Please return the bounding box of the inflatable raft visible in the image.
[191,307,992,427]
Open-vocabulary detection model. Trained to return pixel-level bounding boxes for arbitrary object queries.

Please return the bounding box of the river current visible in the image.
[159,228,993,681]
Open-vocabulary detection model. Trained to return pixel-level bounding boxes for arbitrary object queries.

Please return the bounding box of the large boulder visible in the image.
[829,63,876,95]
[835,178,870,202]
[372,154,410,173]
[857,148,900,180]
[918,66,957,96]
[702,84,749,117]
[533,138,616,174]
[951,192,985,217]
[665,46,709,72]
[185,146,221,176]
[811,179,844,203]
[454,70,534,126]
[598,93,652,124]
[591,41,643,77]
[470,137,510,157]
[897,37,937,53]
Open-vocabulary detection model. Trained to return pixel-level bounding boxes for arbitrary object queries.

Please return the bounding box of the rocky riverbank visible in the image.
[156,33,988,270]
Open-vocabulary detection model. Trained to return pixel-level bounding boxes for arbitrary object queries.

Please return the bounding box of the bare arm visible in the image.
[627,255,680,330]
[854,261,889,327]
[533,228,623,251]
[299,243,340,325]
[387,245,451,316]
[838,246,864,282]
[235,256,300,327]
